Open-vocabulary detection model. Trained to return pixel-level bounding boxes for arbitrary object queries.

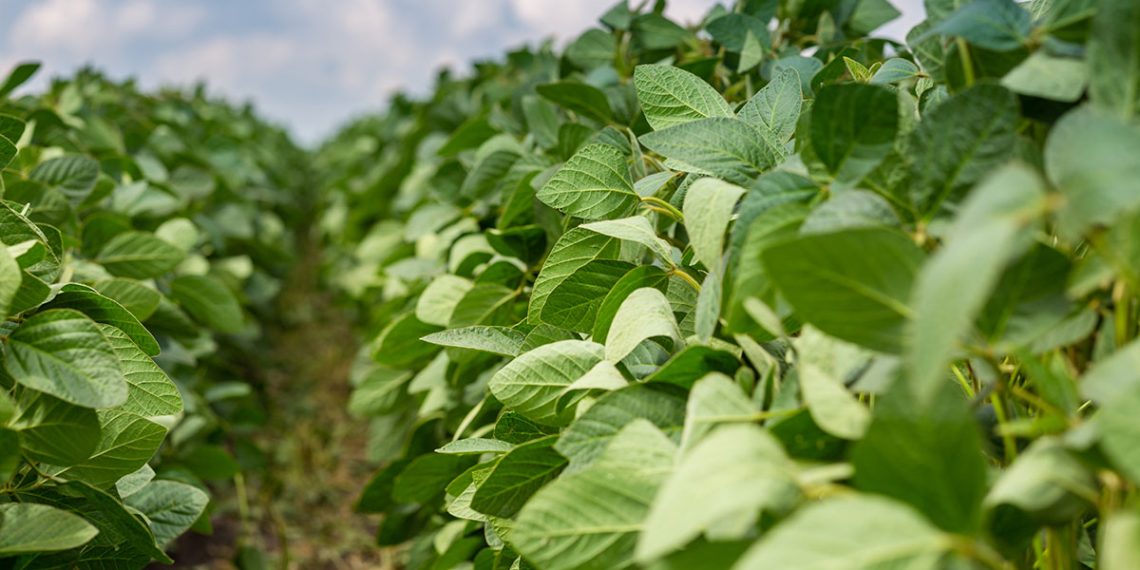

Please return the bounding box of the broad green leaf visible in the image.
[489,340,605,425]
[694,270,721,341]
[536,82,614,123]
[98,325,182,417]
[4,309,128,409]
[0,133,15,170]
[0,427,19,483]
[737,67,801,143]
[347,368,411,417]
[416,274,474,326]
[1001,52,1087,102]
[580,216,673,262]
[30,154,100,202]
[683,178,746,271]
[95,231,185,279]
[0,61,40,98]
[908,84,1019,217]
[985,438,1097,524]
[633,64,733,131]
[555,384,686,472]
[1080,339,1140,404]
[510,421,676,570]
[471,436,567,517]
[115,464,155,498]
[640,118,780,185]
[449,284,521,328]
[93,279,161,321]
[1046,107,1140,234]
[1087,0,1140,120]
[529,228,620,324]
[800,190,899,235]
[1098,387,1140,484]
[795,327,872,440]
[392,453,475,504]
[542,259,634,331]
[734,496,951,570]
[762,227,925,354]
[47,410,167,488]
[593,265,671,343]
[170,274,244,333]
[8,391,99,467]
[925,0,1032,51]
[372,313,442,369]
[852,378,988,534]
[47,284,160,356]
[811,83,899,185]
[0,503,99,556]
[124,480,209,546]
[422,326,526,357]
[907,164,1046,400]
[537,144,638,221]
[871,58,921,84]
[681,373,757,449]
[605,287,682,363]
[637,425,799,562]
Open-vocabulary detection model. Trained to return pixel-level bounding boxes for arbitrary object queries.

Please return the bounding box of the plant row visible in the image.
[318,0,1140,569]
[0,65,309,566]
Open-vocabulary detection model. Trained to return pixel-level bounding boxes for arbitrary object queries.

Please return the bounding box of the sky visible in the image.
[0,0,925,144]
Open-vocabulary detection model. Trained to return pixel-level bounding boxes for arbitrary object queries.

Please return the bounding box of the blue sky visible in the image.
[0,0,925,144]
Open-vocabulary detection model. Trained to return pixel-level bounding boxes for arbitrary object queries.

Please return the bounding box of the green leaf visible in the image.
[871,58,921,84]
[909,84,1019,217]
[436,438,514,455]
[449,284,521,328]
[637,424,799,562]
[542,259,634,332]
[416,275,473,327]
[683,178,746,270]
[811,83,898,185]
[0,502,99,556]
[530,228,621,324]
[795,327,873,440]
[48,410,167,488]
[762,227,925,354]
[489,340,606,425]
[737,67,802,143]
[95,231,186,279]
[471,436,567,517]
[593,265,671,343]
[0,244,20,317]
[30,155,101,202]
[170,274,245,333]
[0,61,40,98]
[372,313,442,369]
[536,82,614,124]
[537,144,638,221]
[681,373,756,449]
[4,309,128,409]
[852,378,988,533]
[985,438,1097,525]
[1102,510,1140,570]
[605,287,682,363]
[392,453,475,504]
[1086,0,1140,120]
[104,325,183,418]
[580,215,673,262]
[8,391,100,467]
[1001,52,1087,102]
[555,384,685,472]
[46,284,160,356]
[124,480,209,546]
[93,279,161,321]
[422,326,526,357]
[510,420,676,570]
[925,0,1033,51]
[640,118,780,185]
[907,164,1046,400]
[1098,387,1140,484]
[734,496,951,570]
[633,64,733,131]
[1046,107,1140,234]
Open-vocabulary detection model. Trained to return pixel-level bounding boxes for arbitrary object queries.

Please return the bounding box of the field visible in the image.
[2,0,1140,569]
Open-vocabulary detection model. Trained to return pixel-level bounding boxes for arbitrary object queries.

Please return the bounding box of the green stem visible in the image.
[990,391,1018,464]
[670,267,702,291]
[956,38,976,87]
[641,196,683,221]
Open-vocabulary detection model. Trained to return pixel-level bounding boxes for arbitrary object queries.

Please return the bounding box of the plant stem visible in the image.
[956,38,976,87]
[641,196,683,221]
[670,267,702,291]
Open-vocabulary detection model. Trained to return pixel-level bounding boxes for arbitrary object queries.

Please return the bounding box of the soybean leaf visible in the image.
[640,118,780,185]
[537,144,638,221]
[422,326,526,357]
[762,227,925,354]
[737,67,802,142]
[683,178,746,271]
[605,288,682,363]
[170,274,244,333]
[1086,0,1140,120]
[529,228,620,324]
[4,309,128,409]
[633,64,733,131]
[580,216,673,262]
[489,340,605,426]
[124,480,209,546]
[536,82,614,124]
[555,384,685,472]
[811,83,899,185]
[0,503,99,556]
[95,231,185,279]
[471,436,568,517]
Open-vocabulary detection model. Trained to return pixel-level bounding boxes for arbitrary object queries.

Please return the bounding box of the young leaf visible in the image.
[605,287,682,363]
[737,67,802,143]
[537,144,639,221]
[580,216,673,263]
[633,64,733,131]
